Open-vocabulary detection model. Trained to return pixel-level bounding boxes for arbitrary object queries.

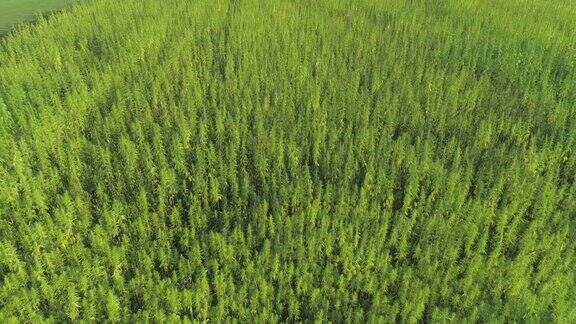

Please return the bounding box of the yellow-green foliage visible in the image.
[0,0,575,322]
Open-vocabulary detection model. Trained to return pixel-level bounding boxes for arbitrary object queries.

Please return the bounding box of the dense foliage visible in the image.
[1,0,575,322]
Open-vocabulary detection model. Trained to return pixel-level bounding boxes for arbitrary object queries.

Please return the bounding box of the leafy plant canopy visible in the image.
[0,0,575,322]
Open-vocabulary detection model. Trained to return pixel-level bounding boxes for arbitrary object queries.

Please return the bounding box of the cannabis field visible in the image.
[0,0,575,322]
